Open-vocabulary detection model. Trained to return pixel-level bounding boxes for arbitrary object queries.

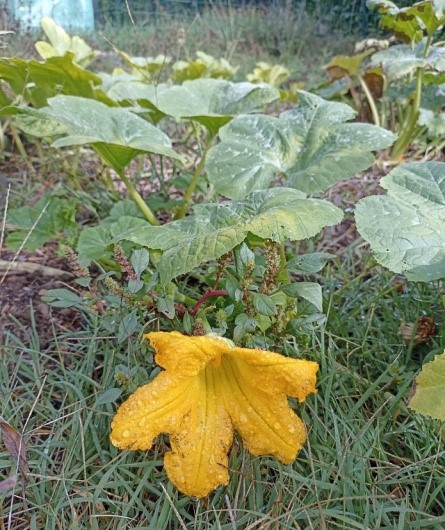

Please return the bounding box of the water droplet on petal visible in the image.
[273,422,281,430]
[122,429,130,438]
[138,419,146,428]
[240,413,248,424]
[288,424,295,433]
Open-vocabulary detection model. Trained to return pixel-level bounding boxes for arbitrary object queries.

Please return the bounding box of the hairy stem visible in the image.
[175,133,215,219]
[119,171,158,225]
[391,35,432,159]
[357,75,380,127]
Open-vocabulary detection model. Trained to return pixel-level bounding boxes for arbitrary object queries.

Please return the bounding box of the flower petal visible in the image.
[220,356,308,463]
[229,347,318,402]
[110,371,194,450]
[145,332,225,378]
[164,365,233,498]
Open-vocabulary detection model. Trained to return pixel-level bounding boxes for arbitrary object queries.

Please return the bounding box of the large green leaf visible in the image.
[41,96,182,174]
[205,91,395,199]
[124,187,343,284]
[107,78,279,134]
[409,351,445,421]
[371,42,445,82]
[77,216,149,261]
[355,162,445,282]
[0,54,110,108]
[0,105,68,137]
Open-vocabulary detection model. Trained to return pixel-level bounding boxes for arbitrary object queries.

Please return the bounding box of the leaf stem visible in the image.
[119,171,158,225]
[175,132,215,219]
[390,35,432,159]
[357,75,380,127]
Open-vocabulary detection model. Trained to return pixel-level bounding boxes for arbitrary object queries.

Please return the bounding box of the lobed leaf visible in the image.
[368,0,445,41]
[355,161,445,282]
[107,78,279,135]
[371,42,445,82]
[42,96,182,174]
[124,187,343,284]
[206,91,395,199]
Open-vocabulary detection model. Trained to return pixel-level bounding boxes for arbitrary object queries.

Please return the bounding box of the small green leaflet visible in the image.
[252,293,277,316]
[96,388,123,406]
[409,351,445,421]
[206,91,395,199]
[41,288,85,309]
[131,248,150,277]
[117,310,139,343]
[281,282,323,311]
[355,161,445,282]
[288,252,335,274]
[124,187,343,284]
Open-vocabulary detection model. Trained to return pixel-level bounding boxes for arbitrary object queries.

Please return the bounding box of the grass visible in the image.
[1,255,444,529]
[1,4,357,88]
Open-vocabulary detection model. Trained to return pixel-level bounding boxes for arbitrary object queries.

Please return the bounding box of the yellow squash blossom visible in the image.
[110,331,318,498]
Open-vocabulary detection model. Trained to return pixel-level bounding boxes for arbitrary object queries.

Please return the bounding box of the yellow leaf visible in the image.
[110,331,318,497]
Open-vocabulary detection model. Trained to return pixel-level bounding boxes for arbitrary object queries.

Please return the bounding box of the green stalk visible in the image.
[278,242,291,285]
[357,75,380,127]
[391,35,432,159]
[175,133,215,220]
[119,171,158,225]
[9,122,35,176]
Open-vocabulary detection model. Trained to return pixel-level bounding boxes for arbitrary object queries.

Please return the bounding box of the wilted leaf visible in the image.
[206,91,395,198]
[0,417,29,482]
[0,475,18,493]
[325,50,373,81]
[355,161,445,282]
[368,0,445,41]
[409,351,445,420]
[124,187,343,284]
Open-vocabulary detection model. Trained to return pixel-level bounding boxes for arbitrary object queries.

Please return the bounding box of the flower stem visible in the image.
[119,171,158,225]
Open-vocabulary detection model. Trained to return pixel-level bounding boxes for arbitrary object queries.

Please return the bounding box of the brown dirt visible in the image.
[0,244,82,349]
